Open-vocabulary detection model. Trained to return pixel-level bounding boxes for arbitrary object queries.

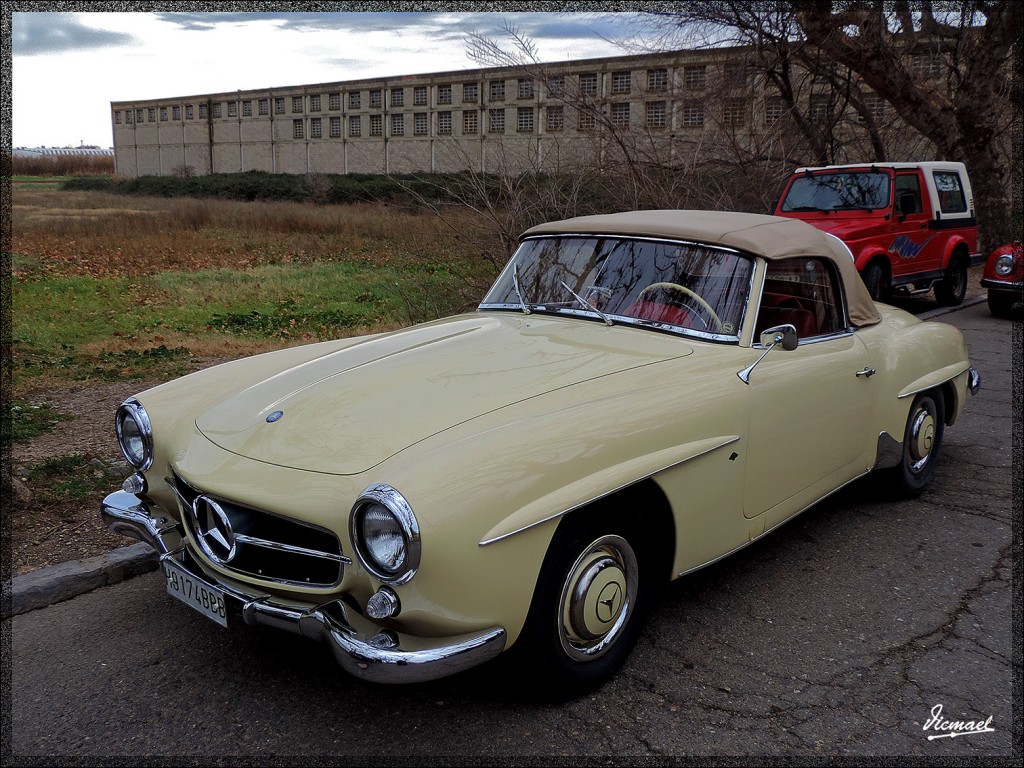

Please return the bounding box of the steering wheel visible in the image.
[638,282,725,332]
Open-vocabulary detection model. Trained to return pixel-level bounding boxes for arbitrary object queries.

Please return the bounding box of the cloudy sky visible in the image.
[9,9,651,149]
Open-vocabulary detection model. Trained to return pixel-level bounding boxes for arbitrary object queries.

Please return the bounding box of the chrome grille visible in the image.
[169,473,349,587]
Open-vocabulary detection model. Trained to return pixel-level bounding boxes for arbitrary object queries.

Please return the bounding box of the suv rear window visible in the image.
[933,171,967,214]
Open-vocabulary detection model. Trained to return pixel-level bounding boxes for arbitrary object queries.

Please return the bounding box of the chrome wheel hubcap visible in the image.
[909,406,936,473]
[558,535,638,661]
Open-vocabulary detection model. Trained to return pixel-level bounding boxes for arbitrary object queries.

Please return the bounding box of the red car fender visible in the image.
[939,234,970,269]
[855,245,891,272]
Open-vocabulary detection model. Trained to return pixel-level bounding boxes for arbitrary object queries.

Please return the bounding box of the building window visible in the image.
[438,111,452,134]
[724,62,747,88]
[463,82,478,103]
[330,116,342,137]
[579,73,598,96]
[185,104,194,120]
[115,111,122,124]
[310,94,321,112]
[681,100,705,126]
[518,78,534,100]
[211,104,221,119]
[438,84,452,105]
[722,98,747,126]
[517,107,535,132]
[546,105,564,132]
[862,92,886,120]
[348,92,361,109]
[612,71,631,94]
[809,93,830,121]
[463,110,478,134]
[148,107,157,122]
[648,68,669,91]
[292,96,303,113]
[370,114,383,136]
[310,117,322,138]
[911,53,943,78]
[126,110,134,124]
[391,113,404,136]
[414,112,428,135]
[197,105,206,119]
[172,105,181,121]
[258,98,269,116]
[413,86,427,106]
[369,89,382,108]
[275,98,285,114]
[577,108,596,131]
[349,115,361,137]
[329,92,341,111]
[160,107,168,121]
[489,80,505,101]
[764,96,785,125]
[488,108,505,133]
[227,102,237,118]
[683,66,707,89]
[391,87,404,107]
[293,119,304,138]
[645,101,666,128]
[547,75,565,97]
[242,101,252,117]
[610,102,630,128]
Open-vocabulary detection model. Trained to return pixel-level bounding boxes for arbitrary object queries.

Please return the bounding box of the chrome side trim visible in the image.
[896,363,971,399]
[479,436,741,547]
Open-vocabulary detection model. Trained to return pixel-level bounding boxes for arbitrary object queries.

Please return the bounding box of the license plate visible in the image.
[163,559,228,627]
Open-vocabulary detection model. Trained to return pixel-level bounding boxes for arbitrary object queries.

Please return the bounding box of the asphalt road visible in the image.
[5,300,1018,759]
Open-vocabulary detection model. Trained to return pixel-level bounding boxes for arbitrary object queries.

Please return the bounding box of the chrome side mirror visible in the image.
[737,324,799,384]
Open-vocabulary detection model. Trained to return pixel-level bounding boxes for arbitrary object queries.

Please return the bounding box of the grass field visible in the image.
[10,185,501,396]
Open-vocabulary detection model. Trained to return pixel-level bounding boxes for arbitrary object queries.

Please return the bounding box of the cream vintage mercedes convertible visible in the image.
[102,210,979,692]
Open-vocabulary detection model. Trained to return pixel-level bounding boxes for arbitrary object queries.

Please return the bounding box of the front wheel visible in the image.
[516,511,655,696]
[934,256,968,306]
[887,390,944,498]
[862,261,889,302]
[987,290,1018,318]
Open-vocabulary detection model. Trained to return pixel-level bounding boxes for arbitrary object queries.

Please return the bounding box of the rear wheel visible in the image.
[862,261,889,302]
[935,255,968,306]
[888,390,944,498]
[517,508,656,696]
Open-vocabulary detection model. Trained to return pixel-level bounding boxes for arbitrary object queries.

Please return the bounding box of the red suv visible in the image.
[774,162,979,305]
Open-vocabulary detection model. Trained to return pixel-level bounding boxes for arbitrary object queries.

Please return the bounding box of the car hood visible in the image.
[797,215,889,243]
[196,313,693,475]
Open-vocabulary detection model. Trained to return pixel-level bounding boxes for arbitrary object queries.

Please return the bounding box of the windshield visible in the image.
[480,236,754,340]
[780,171,891,212]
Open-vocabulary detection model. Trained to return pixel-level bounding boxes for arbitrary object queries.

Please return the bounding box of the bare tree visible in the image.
[634,1,1019,249]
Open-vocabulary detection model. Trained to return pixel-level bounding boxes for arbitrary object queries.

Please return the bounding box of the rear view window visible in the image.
[933,171,967,214]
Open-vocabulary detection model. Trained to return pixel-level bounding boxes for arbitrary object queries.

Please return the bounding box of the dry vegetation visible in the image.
[8,184,498,575]
[10,153,116,177]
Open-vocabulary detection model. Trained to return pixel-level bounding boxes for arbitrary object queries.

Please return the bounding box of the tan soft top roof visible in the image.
[523,210,881,327]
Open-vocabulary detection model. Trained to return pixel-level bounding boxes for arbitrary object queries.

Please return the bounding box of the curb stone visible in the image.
[5,300,987,619]
[6,542,159,619]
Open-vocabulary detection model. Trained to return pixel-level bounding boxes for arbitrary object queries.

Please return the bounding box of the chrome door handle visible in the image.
[856,367,876,378]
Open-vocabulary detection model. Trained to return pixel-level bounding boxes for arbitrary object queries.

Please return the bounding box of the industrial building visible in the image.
[110,46,940,178]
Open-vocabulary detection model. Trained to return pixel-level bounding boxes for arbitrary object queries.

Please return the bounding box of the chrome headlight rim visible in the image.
[115,398,154,471]
[349,484,421,585]
[994,254,1015,276]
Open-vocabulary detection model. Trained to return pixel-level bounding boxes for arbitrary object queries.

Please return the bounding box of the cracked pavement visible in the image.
[6,301,1017,758]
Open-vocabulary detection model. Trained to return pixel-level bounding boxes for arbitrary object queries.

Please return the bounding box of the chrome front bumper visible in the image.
[102,490,507,683]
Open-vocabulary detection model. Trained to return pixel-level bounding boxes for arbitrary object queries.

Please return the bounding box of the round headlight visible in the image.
[994,254,1014,276]
[115,399,153,470]
[350,485,420,585]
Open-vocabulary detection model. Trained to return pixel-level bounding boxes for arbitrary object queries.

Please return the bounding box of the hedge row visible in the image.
[60,171,484,205]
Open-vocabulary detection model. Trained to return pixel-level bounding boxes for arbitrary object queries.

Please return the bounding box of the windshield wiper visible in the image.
[560,281,613,326]
[512,263,531,315]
